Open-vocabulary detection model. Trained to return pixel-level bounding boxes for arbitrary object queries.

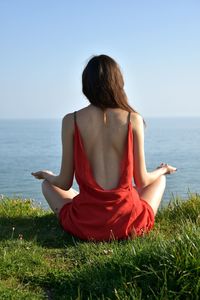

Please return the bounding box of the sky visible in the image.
[0,0,200,119]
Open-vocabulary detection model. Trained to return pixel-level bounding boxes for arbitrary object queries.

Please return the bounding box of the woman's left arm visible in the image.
[31,113,75,190]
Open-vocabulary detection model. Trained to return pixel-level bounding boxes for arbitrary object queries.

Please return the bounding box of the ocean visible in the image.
[0,117,200,209]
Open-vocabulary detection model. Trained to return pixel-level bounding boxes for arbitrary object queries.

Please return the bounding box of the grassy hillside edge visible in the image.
[0,194,200,299]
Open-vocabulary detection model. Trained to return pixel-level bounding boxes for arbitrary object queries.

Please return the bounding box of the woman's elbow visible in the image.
[59,182,72,191]
[135,182,148,190]
[56,179,72,191]
[134,176,149,189]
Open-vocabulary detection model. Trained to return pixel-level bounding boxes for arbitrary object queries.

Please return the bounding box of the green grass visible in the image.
[0,194,199,300]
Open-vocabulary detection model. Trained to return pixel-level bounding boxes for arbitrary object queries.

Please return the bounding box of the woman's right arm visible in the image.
[132,114,176,189]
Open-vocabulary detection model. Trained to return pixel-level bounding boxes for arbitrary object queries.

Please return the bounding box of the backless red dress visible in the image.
[59,111,154,241]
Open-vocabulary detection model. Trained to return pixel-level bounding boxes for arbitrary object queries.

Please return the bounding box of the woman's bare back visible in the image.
[75,104,132,190]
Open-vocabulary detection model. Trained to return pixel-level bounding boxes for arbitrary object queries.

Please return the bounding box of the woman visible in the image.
[32,54,177,241]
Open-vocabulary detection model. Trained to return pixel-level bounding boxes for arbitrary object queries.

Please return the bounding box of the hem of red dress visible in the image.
[58,202,71,229]
[140,197,155,216]
[58,197,155,241]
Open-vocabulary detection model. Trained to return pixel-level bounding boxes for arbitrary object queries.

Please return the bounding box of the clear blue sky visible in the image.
[0,0,199,118]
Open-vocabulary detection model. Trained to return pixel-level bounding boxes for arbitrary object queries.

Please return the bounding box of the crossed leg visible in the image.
[137,175,166,216]
[41,179,79,217]
[42,175,166,219]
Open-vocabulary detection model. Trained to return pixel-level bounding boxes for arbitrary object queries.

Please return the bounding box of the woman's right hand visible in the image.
[157,163,177,174]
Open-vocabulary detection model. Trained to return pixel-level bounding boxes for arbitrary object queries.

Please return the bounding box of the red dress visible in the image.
[59,111,154,241]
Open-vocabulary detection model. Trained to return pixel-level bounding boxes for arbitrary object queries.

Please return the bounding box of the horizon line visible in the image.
[1,115,200,120]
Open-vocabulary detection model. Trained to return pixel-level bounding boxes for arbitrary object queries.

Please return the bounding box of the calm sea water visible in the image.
[0,117,200,209]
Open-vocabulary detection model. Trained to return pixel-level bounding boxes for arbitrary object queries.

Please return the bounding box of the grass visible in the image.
[0,194,199,300]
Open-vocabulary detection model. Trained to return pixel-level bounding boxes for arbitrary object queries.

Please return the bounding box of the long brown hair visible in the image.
[82,54,138,114]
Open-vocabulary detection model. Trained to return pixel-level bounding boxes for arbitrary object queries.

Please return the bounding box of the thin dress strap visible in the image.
[74,111,77,124]
[128,112,131,123]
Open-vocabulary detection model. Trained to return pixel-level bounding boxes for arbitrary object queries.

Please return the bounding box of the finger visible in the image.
[32,173,39,177]
[32,174,41,179]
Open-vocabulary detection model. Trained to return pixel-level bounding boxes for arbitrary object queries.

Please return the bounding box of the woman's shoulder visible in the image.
[61,113,75,136]
[62,105,91,129]
[130,112,144,132]
[62,112,74,125]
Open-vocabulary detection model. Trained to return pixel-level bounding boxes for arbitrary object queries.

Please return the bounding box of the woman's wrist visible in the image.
[156,165,168,175]
[156,163,177,175]
[161,166,168,175]
[43,171,56,183]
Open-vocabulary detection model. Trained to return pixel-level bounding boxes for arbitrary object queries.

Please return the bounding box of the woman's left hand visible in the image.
[31,170,54,180]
